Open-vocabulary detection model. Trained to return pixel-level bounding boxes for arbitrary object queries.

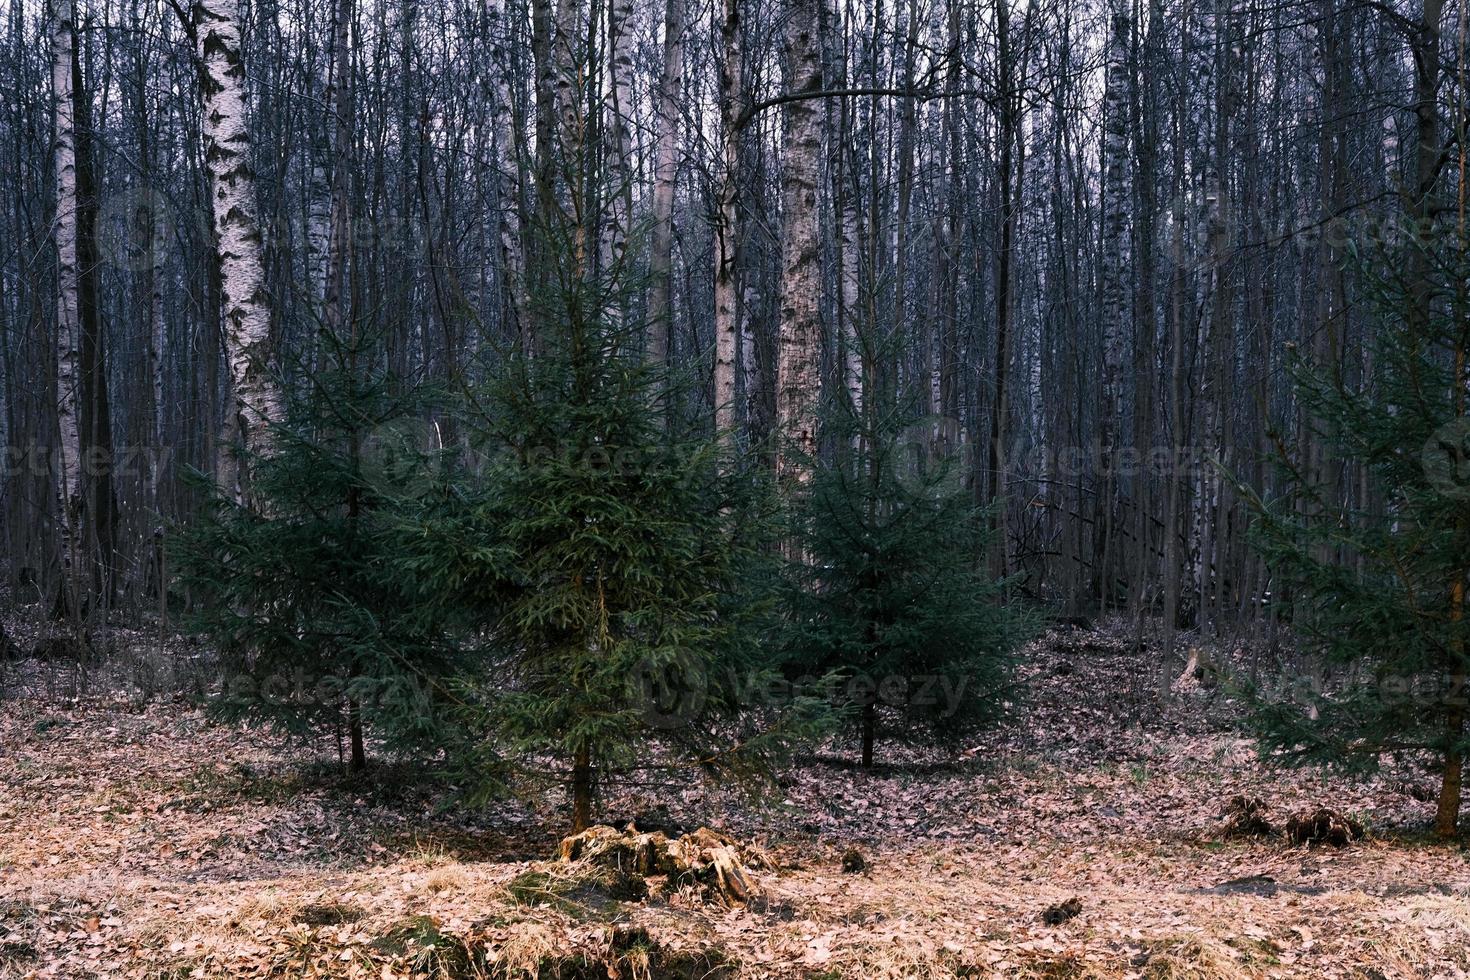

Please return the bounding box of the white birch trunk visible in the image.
[149,275,164,449]
[1095,0,1132,602]
[825,0,861,424]
[713,0,741,437]
[52,0,83,588]
[307,165,330,312]
[552,0,587,276]
[604,0,636,283]
[1099,0,1131,460]
[838,160,862,422]
[553,0,583,169]
[488,0,524,328]
[193,0,284,466]
[775,0,823,484]
[739,268,759,417]
[304,2,331,360]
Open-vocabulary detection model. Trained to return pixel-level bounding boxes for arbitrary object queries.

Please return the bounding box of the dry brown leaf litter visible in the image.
[1,621,1466,979]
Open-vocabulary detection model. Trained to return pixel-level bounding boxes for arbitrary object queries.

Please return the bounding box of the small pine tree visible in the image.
[783,404,1036,767]
[1242,222,1470,838]
[177,333,461,772]
[397,237,815,830]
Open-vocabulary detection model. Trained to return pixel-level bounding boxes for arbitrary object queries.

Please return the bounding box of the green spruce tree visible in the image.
[783,398,1035,768]
[177,332,461,772]
[397,221,816,831]
[1242,221,1470,838]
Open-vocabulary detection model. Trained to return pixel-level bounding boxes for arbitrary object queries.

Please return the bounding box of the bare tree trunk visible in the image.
[73,32,116,606]
[304,0,332,342]
[646,0,683,373]
[604,0,636,285]
[934,0,961,424]
[131,19,167,514]
[191,0,284,473]
[893,0,917,409]
[324,0,354,344]
[1129,0,1163,642]
[346,697,367,773]
[1438,710,1464,838]
[571,743,594,832]
[307,149,331,330]
[1159,166,1187,698]
[860,700,875,768]
[1097,0,1131,610]
[1202,4,1238,637]
[552,0,584,192]
[1408,0,1445,326]
[988,0,1030,579]
[528,0,556,345]
[51,0,83,615]
[837,185,861,423]
[1440,12,1464,836]
[823,12,861,433]
[713,0,742,437]
[775,0,823,485]
[487,0,525,337]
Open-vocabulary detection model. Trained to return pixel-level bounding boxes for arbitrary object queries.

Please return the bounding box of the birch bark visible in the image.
[192,0,284,467]
[713,0,742,436]
[604,0,636,277]
[1097,0,1132,603]
[51,0,83,599]
[775,0,823,484]
[646,0,683,371]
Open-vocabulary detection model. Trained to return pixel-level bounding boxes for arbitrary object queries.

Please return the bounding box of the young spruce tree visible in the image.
[1242,222,1470,838]
[177,332,460,772]
[783,393,1035,768]
[398,223,814,831]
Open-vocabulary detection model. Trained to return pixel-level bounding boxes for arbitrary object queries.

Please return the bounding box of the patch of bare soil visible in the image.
[1,620,1466,978]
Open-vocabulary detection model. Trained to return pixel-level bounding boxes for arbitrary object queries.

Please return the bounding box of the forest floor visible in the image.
[0,622,1466,979]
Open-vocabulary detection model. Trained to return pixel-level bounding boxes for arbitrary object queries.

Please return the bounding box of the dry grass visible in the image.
[5,628,1466,979]
[485,922,561,978]
[1139,937,1256,980]
[824,938,979,979]
[424,865,468,896]
[1363,892,1470,978]
[232,890,303,928]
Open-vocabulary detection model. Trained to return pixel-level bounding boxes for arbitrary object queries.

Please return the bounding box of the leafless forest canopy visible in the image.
[1,0,1462,644]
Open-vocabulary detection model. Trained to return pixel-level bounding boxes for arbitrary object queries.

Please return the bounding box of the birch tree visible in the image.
[1097,0,1131,603]
[50,0,83,609]
[646,0,683,374]
[190,0,284,474]
[775,0,823,484]
[604,0,636,282]
[713,0,742,437]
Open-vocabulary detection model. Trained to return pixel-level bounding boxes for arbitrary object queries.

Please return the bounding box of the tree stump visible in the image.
[1221,795,1274,839]
[1041,897,1082,925]
[1172,646,1219,694]
[558,824,772,906]
[1285,808,1363,847]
